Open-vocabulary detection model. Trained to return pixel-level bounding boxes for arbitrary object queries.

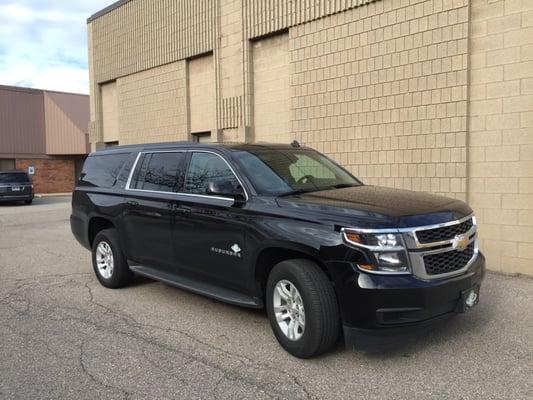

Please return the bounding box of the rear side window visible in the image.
[79,153,129,188]
[131,152,186,192]
[0,172,30,183]
[184,152,240,195]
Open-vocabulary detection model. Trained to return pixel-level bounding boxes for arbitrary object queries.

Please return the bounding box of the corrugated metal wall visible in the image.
[44,92,89,155]
[0,86,89,157]
[0,86,46,157]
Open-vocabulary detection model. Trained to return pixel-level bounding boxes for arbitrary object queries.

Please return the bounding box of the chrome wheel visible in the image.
[96,241,114,279]
[273,280,305,341]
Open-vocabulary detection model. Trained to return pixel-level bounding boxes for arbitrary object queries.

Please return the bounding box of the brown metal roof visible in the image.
[0,85,89,157]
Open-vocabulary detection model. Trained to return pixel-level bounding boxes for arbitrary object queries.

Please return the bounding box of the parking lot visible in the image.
[0,196,531,399]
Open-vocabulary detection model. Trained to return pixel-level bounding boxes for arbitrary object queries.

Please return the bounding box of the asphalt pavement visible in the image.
[0,197,531,399]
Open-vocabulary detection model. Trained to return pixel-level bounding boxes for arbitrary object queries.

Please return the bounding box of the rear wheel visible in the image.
[24,199,32,205]
[91,229,133,288]
[266,259,340,358]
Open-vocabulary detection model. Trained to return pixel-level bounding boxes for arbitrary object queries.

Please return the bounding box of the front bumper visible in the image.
[327,252,485,349]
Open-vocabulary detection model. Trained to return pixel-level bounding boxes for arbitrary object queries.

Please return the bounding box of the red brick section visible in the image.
[15,158,75,194]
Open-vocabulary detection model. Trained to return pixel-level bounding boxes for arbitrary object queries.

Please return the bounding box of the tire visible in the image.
[91,228,133,288]
[266,259,340,358]
[24,199,32,205]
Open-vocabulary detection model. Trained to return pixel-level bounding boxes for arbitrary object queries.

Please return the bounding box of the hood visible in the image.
[276,185,472,228]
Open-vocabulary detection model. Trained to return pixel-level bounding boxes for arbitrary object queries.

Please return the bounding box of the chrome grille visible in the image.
[416,218,473,244]
[403,214,478,280]
[423,242,475,275]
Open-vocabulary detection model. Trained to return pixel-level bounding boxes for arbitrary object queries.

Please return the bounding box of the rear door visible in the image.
[121,151,187,272]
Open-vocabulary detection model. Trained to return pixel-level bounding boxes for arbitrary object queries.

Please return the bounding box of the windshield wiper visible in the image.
[279,183,359,197]
[278,188,319,197]
[327,183,359,189]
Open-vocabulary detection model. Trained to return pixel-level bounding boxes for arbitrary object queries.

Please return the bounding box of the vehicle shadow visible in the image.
[0,201,30,207]
[126,273,495,360]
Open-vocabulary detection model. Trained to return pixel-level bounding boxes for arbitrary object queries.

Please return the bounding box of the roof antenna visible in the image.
[291,140,300,148]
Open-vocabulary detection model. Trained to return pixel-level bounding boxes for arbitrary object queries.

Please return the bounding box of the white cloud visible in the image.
[0,0,110,94]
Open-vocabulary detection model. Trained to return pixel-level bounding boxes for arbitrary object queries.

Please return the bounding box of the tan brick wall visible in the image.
[116,62,188,145]
[189,55,216,133]
[468,0,533,275]
[290,0,470,200]
[245,0,378,39]
[216,0,246,138]
[89,0,214,84]
[101,81,119,143]
[88,0,533,275]
[253,33,291,143]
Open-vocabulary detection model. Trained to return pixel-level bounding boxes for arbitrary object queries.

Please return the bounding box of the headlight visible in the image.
[342,230,403,250]
[342,229,410,274]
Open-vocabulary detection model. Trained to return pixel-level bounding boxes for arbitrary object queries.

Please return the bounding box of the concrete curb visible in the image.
[35,193,72,198]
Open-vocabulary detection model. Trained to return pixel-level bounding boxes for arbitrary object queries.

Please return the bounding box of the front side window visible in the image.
[233,148,361,196]
[185,152,240,195]
[132,152,185,192]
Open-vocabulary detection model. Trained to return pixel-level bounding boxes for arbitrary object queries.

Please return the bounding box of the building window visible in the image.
[0,159,15,171]
[105,141,119,148]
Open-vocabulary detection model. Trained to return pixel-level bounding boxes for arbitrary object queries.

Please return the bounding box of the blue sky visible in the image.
[0,0,111,94]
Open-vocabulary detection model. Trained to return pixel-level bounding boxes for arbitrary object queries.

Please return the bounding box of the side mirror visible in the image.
[207,180,246,204]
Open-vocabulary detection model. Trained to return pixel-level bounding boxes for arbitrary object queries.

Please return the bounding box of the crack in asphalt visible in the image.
[80,277,311,399]
[78,341,134,400]
[1,273,312,399]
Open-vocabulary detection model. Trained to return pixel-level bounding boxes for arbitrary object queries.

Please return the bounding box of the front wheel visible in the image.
[266,259,340,358]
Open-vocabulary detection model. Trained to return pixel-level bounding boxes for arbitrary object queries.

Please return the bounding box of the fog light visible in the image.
[465,290,478,307]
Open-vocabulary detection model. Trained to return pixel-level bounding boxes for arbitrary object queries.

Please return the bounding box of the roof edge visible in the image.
[0,84,88,97]
[87,0,131,23]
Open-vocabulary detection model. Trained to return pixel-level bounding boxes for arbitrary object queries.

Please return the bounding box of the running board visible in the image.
[129,265,263,309]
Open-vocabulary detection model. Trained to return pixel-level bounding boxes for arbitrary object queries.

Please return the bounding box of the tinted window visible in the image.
[0,172,30,183]
[233,148,361,196]
[185,152,240,195]
[132,152,185,192]
[79,153,129,188]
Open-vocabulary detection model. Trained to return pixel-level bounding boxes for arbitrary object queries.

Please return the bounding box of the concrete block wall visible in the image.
[87,0,533,275]
[189,55,216,134]
[116,61,188,145]
[252,34,291,143]
[468,0,533,275]
[290,0,470,200]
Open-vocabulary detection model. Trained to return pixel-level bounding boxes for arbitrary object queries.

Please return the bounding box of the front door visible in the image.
[172,151,251,292]
[121,151,186,272]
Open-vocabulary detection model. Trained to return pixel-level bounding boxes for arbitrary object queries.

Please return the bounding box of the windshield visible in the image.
[0,172,30,184]
[233,148,362,196]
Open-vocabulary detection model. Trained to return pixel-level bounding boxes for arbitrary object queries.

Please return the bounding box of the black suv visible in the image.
[0,170,34,204]
[71,142,484,358]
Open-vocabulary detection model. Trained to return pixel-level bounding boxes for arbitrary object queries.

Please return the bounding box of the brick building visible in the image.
[0,85,89,193]
[87,0,533,276]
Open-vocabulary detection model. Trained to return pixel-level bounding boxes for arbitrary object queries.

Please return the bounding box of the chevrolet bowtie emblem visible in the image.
[452,234,469,251]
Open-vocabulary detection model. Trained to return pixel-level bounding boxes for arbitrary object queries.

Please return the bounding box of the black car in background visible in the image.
[0,170,34,205]
[71,142,485,358]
